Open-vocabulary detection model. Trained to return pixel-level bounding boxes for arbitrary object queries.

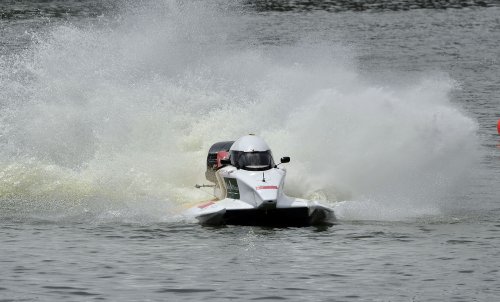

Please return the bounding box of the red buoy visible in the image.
[498,119,500,136]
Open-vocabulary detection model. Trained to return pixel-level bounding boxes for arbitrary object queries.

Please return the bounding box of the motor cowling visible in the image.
[205,141,234,183]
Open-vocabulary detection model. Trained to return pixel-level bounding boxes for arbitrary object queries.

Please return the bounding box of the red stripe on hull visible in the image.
[256,186,278,190]
[198,201,216,209]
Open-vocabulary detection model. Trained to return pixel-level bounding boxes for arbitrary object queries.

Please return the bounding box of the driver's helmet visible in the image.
[229,135,275,171]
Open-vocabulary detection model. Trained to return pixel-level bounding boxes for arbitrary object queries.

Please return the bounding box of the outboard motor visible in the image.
[205,141,234,183]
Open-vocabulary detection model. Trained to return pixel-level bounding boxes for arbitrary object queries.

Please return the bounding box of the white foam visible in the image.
[0,1,480,222]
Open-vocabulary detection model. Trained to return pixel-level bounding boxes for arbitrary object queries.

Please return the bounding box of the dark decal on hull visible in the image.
[224,178,240,199]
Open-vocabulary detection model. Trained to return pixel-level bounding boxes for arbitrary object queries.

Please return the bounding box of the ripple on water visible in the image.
[446,239,476,244]
[155,288,216,293]
[251,296,287,300]
[41,286,99,297]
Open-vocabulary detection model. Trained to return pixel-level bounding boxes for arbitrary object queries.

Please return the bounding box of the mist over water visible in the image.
[0,0,480,222]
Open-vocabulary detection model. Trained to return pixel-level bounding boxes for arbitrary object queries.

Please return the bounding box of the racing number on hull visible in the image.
[224,178,240,199]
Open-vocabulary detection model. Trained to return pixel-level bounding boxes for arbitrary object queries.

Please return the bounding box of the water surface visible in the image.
[1,1,499,301]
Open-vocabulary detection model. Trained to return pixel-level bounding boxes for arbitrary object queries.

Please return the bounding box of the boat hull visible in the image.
[197,206,334,227]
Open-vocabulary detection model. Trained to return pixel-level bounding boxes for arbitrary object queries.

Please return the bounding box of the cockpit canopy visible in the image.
[230,135,270,152]
[230,150,275,171]
[228,135,275,171]
[206,136,277,181]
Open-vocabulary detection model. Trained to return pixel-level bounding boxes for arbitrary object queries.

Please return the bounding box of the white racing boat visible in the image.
[187,135,335,226]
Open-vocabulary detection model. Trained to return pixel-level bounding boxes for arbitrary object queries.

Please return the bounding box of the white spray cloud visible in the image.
[0,0,479,222]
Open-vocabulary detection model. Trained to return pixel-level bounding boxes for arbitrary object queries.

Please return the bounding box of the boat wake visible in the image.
[0,0,479,223]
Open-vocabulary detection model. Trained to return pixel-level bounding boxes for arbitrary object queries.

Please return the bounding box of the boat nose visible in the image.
[256,187,279,206]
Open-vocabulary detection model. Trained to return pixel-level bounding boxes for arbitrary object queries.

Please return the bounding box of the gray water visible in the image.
[1,1,500,301]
